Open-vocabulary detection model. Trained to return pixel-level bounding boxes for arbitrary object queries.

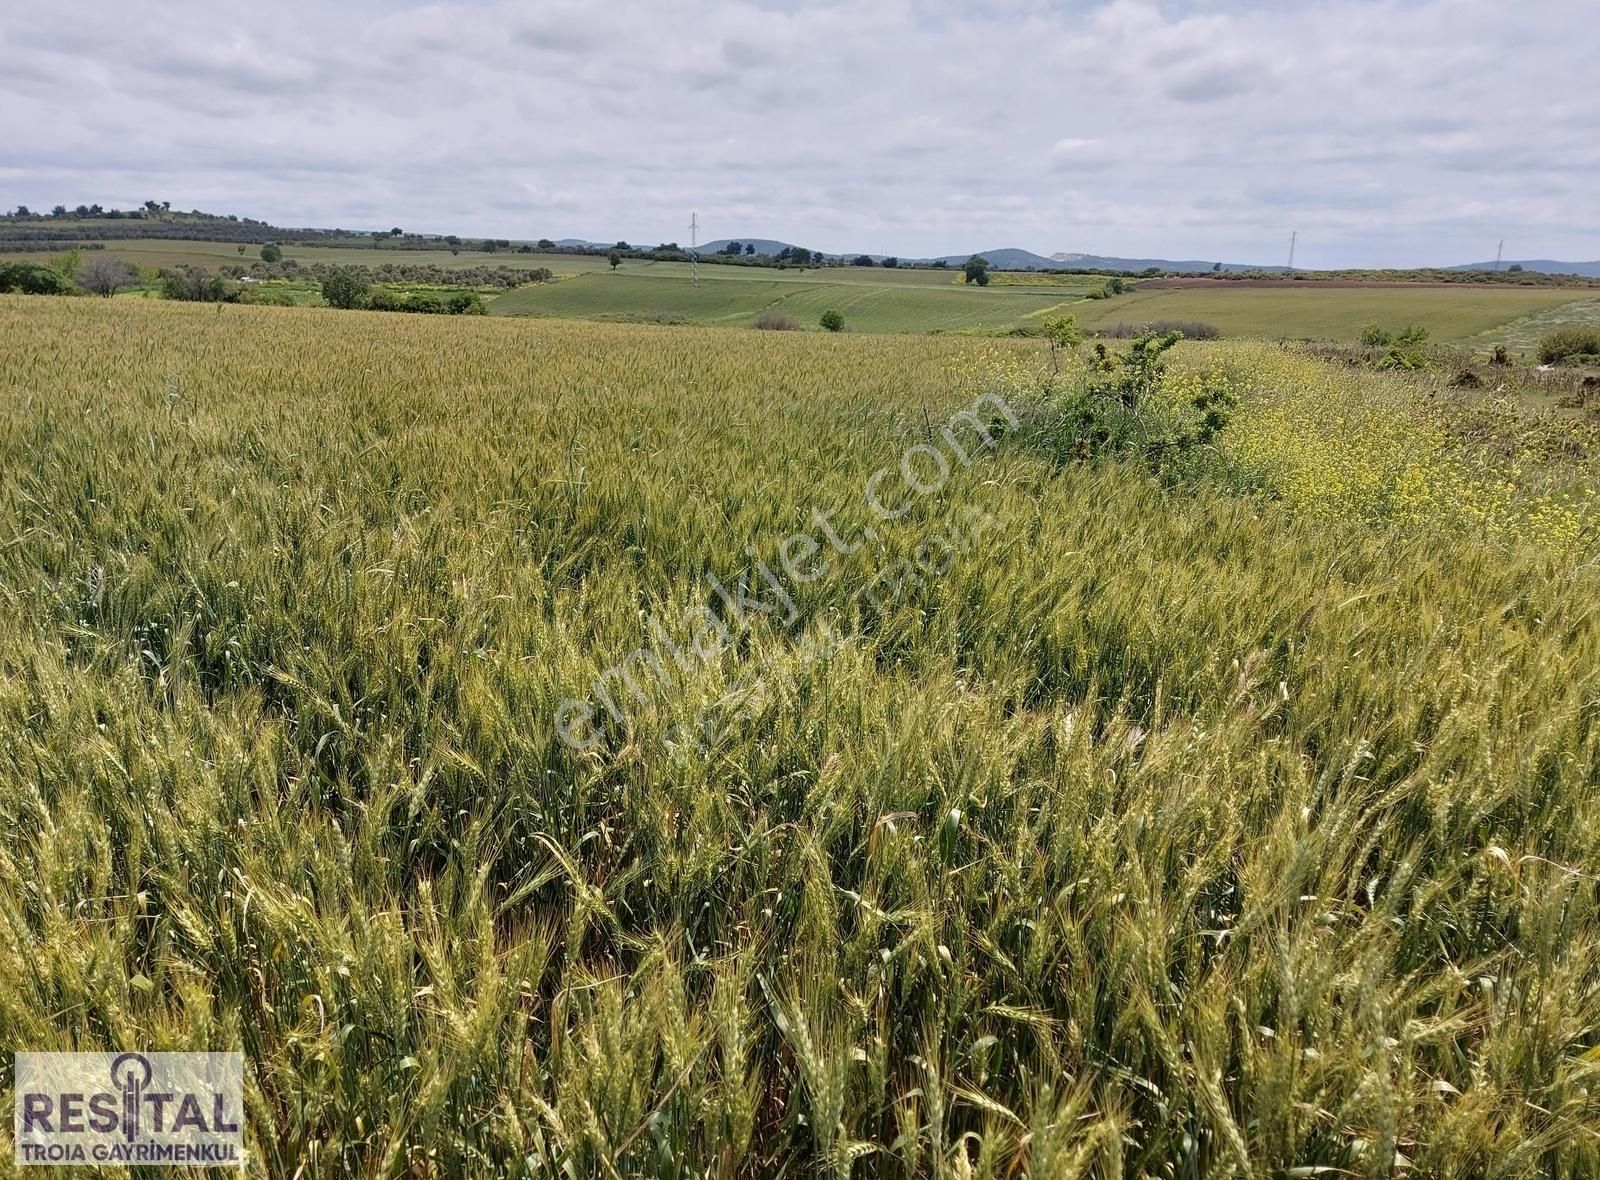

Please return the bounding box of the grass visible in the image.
[492,269,1592,342]
[1463,299,1600,360]
[1067,284,1597,342]
[11,241,1586,344]
[1,295,1599,1176]
[492,269,1100,333]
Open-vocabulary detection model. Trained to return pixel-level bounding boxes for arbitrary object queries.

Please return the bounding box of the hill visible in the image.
[1449,259,1600,278]
[693,238,802,258]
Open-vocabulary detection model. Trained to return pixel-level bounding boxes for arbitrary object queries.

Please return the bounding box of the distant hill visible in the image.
[694,238,801,257]
[922,248,1279,273]
[1448,259,1600,278]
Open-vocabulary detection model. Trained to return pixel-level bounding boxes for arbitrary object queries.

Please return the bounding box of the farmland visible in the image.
[12,234,1598,344]
[1064,283,1599,346]
[487,266,1094,333]
[2,294,1598,1175]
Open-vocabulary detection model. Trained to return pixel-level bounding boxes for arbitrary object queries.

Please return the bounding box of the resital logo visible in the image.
[14,1051,244,1167]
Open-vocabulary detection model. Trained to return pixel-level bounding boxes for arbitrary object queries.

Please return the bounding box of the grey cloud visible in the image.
[1,0,1597,266]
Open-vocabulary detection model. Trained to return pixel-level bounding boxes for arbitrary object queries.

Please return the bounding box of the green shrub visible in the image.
[1536,327,1600,365]
[321,266,370,310]
[1019,331,1236,475]
[819,309,844,332]
[1359,324,1431,372]
[159,266,234,302]
[238,284,298,307]
[365,287,405,312]
[0,262,72,295]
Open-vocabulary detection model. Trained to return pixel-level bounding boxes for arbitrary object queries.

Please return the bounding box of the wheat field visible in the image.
[1,296,1598,1177]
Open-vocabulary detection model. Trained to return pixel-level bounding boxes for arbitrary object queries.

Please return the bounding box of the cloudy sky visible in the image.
[5,0,1596,267]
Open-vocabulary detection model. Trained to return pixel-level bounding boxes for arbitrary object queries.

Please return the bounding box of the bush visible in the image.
[260,243,282,263]
[755,310,798,331]
[1375,325,1430,372]
[0,261,72,295]
[1536,327,1600,365]
[1101,320,1219,340]
[365,287,404,311]
[819,309,845,332]
[1358,324,1431,371]
[238,284,298,307]
[159,266,234,302]
[76,256,137,297]
[321,266,370,309]
[362,287,488,315]
[1018,331,1236,476]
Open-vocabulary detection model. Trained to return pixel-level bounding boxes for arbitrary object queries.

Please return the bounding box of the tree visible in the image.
[237,244,247,255]
[74,205,90,217]
[820,309,844,332]
[881,256,899,268]
[77,256,137,297]
[852,254,875,267]
[1212,262,1222,273]
[321,266,370,309]
[537,239,555,249]
[608,250,622,270]
[1508,263,1524,273]
[13,205,31,218]
[790,247,813,266]
[0,262,72,294]
[745,243,755,255]
[963,256,991,286]
[51,205,67,218]
[260,243,282,263]
[143,200,163,215]
[159,266,230,302]
[390,227,403,237]
[723,241,743,256]
[1042,314,1081,371]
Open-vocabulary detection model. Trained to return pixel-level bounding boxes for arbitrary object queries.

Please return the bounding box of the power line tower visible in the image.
[1287,230,1298,272]
[689,212,700,287]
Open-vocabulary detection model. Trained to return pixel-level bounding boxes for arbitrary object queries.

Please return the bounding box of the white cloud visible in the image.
[1,0,1596,266]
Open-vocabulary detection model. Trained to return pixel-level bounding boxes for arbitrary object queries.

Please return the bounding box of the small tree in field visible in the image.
[1042,314,1081,372]
[77,256,137,297]
[608,251,622,270]
[260,243,282,263]
[820,309,844,332]
[963,256,990,286]
[321,266,370,309]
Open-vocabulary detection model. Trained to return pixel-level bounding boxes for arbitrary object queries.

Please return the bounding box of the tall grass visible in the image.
[1,296,1598,1176]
